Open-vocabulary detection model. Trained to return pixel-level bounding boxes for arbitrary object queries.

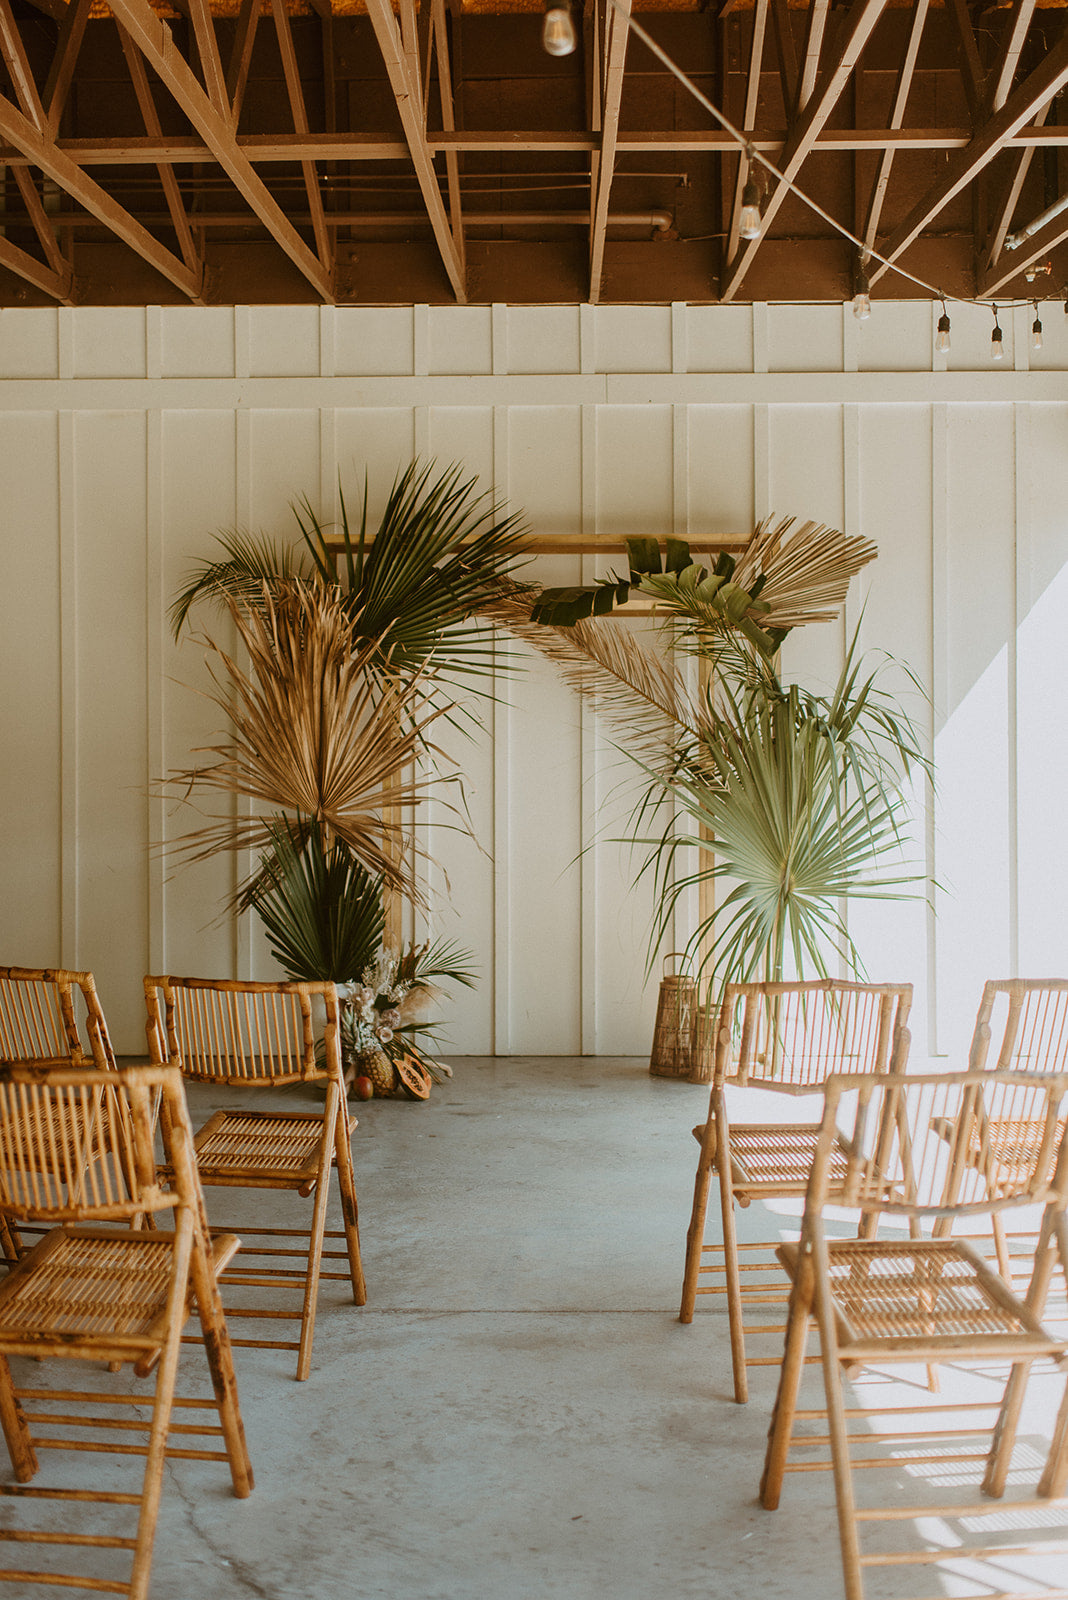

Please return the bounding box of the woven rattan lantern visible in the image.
[649,954,697,1079]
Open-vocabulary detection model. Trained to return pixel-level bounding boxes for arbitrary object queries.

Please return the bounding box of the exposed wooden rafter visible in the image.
[726,0,768,265]
[117,22,203,278]
[364,0,467,301]
[590,0,631,302]
[720,0,891,303]
[271,0,332,272]
[860,0,929,256]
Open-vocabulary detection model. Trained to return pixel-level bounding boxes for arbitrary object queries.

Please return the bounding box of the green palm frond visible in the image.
[169,529,313,638]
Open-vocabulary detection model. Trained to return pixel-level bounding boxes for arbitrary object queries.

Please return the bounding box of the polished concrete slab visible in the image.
[4,1056,1068,1600]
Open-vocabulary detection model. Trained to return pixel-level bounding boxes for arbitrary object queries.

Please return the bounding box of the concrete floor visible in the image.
[5,1056,1068,1600]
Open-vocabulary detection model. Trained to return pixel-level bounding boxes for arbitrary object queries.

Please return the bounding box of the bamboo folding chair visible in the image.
[759,1067,1068,1600]
[0,968,119,1261]
[144,976,366,1382]
[0,966,116,1071]
[934,980,1068,1284]
[0,1059,253,1600]
[679,980,913,1403]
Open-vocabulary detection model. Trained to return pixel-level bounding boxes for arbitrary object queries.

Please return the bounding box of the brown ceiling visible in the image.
[0,0,1066,307]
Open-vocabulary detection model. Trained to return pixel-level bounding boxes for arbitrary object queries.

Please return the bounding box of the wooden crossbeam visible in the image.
[43,0,91,137]
[0,87,202,298]
[870,31,1068,286]
[11,165,69,275]
[770,0,798,120]
[721,0,891,303]
[590,0,631,303]
[0,0,47,132]
[796,0,830,116]
[271,0,332,272]
[106,0,333,301]
[226,0,260,124]
[431,0,464,257]
[986,0,1037,114]
[0,231,74,301]
[187,0,230,123]
[860,0,929,255]
[364,0,466,302]
[979,98,1050,284]
[948,0,984,122]
[117,21,203,279]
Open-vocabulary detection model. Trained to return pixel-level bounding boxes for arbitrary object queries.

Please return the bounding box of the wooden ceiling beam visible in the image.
[726,0,768,264]
[589,0,631,303]
[226,0,260,124]
[770,0,798,121]
[117,21,202,277]
[0,0,47,132]
[187,0,231,123]
[720,0,890,303]
[106,0,333,301]
[947,0,984,122]
[796,0,830,116]
[0,88,202,298]
[431,0,464,258]
[979,97,1050,282]
[986,0,1037,113]
[861,0,928,255]
[0,231,74,302]
[43,0,90,136]
[271,0,331,272]
[11,165,69,276]
[870,28,1068,286]
[364,0,466,302]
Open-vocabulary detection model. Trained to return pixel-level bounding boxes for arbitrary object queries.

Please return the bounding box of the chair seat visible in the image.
[184,1107,358,1187]
[0,1224,240,1353]
[777,1236,1065,1363]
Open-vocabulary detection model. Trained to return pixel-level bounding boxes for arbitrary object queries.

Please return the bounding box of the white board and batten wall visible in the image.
[1,299,1066,1063]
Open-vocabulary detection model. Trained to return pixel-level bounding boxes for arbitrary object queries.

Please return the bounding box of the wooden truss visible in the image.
[0,0,1064,307]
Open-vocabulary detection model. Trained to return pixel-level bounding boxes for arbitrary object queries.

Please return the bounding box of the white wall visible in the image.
[1,299,1066,1060]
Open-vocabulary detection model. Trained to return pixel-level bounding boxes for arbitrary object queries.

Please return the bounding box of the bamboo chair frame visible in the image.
[0,968,119,1261]
[759,1067,1068,1600]
[679,979,913,1402]
[144,975,366,1382]
[0,1059,253,1600]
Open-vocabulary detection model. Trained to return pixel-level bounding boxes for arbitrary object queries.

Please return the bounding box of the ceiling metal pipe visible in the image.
[1004,191,1068,249]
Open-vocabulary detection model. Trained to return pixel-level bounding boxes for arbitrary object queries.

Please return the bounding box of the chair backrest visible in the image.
[807,1068,1068,1226]
[0,1059,192,1224]
[970,979,1068,1073]
[144,976,344,1087]
[0,966,116,1071]
[713,980,913,1092]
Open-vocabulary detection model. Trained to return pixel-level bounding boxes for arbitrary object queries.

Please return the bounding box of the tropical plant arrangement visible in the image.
[498,516,929,1005]
[164,458,531,1095]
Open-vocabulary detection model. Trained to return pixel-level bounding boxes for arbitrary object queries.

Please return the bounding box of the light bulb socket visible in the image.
[991,324,1004,359]
[852,268,871,320]
[1032,315,1043,350]
[738,178,762,242]
[935,311,951,354]
[541,2,577,56]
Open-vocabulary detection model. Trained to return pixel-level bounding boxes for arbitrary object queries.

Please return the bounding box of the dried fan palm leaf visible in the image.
[163,582,450,901]
[733,516,878,630]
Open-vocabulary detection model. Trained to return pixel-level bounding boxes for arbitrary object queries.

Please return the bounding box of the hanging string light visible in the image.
[541,0,577,56]
[852,261,872,321]
[1031,301,1044,351]
[603,0,1057,358]
[935,299,952,353]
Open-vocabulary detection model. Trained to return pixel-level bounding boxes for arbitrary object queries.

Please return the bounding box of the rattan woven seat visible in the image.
[679,980,913,1402]
[759,1067,1068,1600]
[145,976,366,1381]
[0,1059,253,1600]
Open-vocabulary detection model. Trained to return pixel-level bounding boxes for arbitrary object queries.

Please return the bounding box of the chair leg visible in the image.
[0,1354,37,1481]
[679,1120,716,1324]
[296,1134,335,1382]
[719,1151,748,1404]
[983,1357,1035,1498]
[813,1262,866,1600]
[759,1257,813,1509]
[1037,1376,1068,1499]
[187,1239,254,1497]
[333,1110,366,1306]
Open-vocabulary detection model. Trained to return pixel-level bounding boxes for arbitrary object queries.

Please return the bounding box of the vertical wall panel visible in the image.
[71,410,150,1045]
[1,303,1065,1055]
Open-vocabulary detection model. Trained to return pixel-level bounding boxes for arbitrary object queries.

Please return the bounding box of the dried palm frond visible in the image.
[733,516,878,630]
[482,580,694,768]
[163,581,451,901]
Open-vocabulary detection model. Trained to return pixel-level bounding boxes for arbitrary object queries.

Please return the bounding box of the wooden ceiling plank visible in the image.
[271,0,331,271]
[589,0,631,304]
[106,0,333,301]
[948,0,983,122]
[861,0,928,254]
[770,0,798,122]
[870,30,1068,286]
[187,0,231,124]
[987,0,1037,113]
[431,0,464,263]
[364,0,465,302]
[44,0,90,136]
[797,0,830,116]
[12,164,69,275]
[118,21,201,276]
[0,90,201,298]
[726,0,769,264]
[0,0,47,132]
[721,0,891,303]
[226,0,260,123]
[0,230,73,301]
[419,0,435,122]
